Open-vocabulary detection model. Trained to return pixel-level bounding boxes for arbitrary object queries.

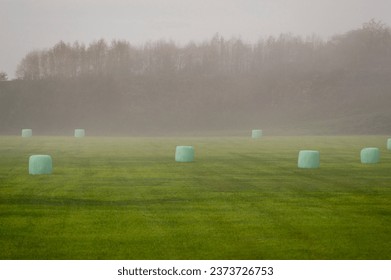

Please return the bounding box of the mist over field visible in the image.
[1,20,391,136]
[1,2,391,263]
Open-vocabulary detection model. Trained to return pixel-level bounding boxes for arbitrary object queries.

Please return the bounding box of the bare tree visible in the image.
[0,71,7,81]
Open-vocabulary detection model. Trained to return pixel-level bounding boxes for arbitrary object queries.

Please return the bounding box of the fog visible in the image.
[1,0,391,78]
[1,1,391,136]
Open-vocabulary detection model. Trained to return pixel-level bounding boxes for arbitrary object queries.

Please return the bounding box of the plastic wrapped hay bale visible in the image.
[175,146,194,162]
[298,150,320,168]
[360,147,380,164]
[74,129,85,137]
[251,129,262,139]
[29,155,52,175]
[387,138,391,150]
[22,129,32,137]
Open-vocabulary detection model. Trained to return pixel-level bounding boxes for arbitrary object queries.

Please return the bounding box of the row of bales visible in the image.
[254,129,388,167]
[21,128,391,175]
[22,128,85,138]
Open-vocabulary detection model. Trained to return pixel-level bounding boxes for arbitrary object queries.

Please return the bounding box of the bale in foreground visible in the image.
[360,147,380,164]
[298,150,320,168]
[22,129,32,137]
[175,146,194,162]
[29,155,53,175]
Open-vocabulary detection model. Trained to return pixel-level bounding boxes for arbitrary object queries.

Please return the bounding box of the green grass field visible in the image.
[0,135,390,259]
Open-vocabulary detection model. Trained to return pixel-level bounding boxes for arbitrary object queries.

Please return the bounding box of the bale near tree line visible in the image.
[74,129,85,137]
[251,129,262,139]
[21,129,32,137]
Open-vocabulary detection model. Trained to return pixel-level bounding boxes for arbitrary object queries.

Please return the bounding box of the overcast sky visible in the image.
[1,0,391,78]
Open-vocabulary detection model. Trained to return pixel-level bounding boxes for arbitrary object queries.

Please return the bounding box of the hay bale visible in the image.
[175,146,194,162]
[29,155,52,175]
[252,129,262,139]
[360,147,380,164]
[22,129,32,137]
[387,138,391,150]
[298,150,320,168]
[74,129,85,137]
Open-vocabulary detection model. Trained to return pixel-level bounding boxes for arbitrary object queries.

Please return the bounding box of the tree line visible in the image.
[2,20,391,135]
[15,20,391,81]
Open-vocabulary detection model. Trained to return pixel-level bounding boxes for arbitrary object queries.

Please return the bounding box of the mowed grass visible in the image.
[0,135,390,259]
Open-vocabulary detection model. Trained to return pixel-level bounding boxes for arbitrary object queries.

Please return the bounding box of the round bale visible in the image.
[360,147,380,164]
[387,138,391,150]
[298,150,320,169]
[252,129,262,139]
[29,155,52,175]
[175,146,194,162]
[22,129,32,137]
[74,129,85,137]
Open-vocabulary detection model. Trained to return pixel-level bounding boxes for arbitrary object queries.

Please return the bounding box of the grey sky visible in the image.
[1,0,391,78]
